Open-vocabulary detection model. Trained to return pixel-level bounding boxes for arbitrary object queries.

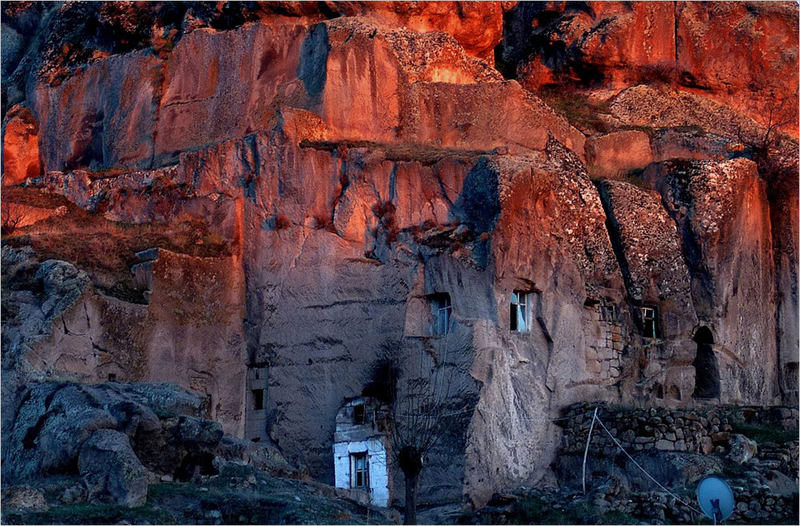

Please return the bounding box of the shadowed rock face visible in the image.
[645,159,779,404]
[1,1,797,511]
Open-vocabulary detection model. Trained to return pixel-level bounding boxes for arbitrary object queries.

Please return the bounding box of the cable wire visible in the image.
[591,412,703,517]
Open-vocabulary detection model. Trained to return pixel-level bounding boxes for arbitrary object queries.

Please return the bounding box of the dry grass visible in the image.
[299,139,494,166]
[3,187,230,301]
[537,87,613,135]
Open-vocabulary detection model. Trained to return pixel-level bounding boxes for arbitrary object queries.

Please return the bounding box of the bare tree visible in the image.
[1,202,27,236]
[738,87,797,180]
[389,316,460,525]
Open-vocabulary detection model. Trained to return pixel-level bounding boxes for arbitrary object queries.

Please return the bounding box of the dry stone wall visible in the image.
[559,402,798,458]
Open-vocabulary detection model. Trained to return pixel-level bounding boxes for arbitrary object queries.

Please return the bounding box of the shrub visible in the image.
[635,62,680,86]
[730,420,798,444]
[372,200,399,243]
[312,213,333,231]
[1,204,27,236]
[273,214,290,231]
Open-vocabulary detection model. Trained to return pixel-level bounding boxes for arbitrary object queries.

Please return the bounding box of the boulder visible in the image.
[586,130,653,177]
[216,436,292,475]
[1,486,49,512]
[78,429,148,507]
[727,433,758,464]
[2,383,117,481]
[1,382,211,485]
[762,469,797,497]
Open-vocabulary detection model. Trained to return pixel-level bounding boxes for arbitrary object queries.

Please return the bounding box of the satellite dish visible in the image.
[697,476,735,523]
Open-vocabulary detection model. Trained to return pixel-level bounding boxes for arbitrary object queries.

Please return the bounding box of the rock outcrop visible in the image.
[78,429,149,507]
[1,105,41,185]
[1,1,797,515]
[1,245,246,436]
[501,1,799,136]
[646,159,778,403]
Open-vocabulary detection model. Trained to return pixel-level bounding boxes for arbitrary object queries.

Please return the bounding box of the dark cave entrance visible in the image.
[692,327,720,399]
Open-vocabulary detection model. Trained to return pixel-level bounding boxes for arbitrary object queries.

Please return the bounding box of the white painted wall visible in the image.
[333,438,389,507]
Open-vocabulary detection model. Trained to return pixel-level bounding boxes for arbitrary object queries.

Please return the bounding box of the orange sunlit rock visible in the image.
[2,106,42,186]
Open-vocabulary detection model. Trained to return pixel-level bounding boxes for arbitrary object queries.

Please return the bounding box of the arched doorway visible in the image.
[692,327,720,399]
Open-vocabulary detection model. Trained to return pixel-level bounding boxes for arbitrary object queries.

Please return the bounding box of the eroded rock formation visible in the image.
[1,0,797,513]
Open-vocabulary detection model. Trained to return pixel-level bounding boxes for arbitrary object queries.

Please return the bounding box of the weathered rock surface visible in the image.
[2,244,246,436]
[598,179,697,403]
[2,105,41,185]
[1,1,797,515]
[645,159,778,403]
[1,382,208,483]
[1,246,91,372]
[1,486,49,512]
[29,14,583,175]
[503,1,798,136]
[585,130,652,177]
[78,429,149,507]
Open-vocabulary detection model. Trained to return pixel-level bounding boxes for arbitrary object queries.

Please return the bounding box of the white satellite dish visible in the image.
[697,476,735,523]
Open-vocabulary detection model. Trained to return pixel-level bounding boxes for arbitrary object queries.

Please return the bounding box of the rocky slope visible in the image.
[2,0,798,519]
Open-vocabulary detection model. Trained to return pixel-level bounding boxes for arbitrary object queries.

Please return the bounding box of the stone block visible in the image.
[655,439,675,451]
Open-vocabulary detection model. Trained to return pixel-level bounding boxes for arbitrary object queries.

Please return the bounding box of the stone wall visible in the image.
[550,402,799,524]
[558,402,799,457]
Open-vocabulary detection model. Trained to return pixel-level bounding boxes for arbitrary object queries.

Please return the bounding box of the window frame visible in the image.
[350,452,369,489]
[352,404,366,425]
[600,304,617,323]
[510,290,531,333]
[640,306,659,339]
[429,293,452,336]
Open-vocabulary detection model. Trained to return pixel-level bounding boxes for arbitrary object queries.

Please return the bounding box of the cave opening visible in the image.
[692,327,720,399]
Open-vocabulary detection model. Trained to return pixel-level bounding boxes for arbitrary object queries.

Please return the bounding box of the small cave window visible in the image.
[429,293,452,336]
[107,373,117,382]
[252,389,264,411]
[510,291,530,332]
[350,452,369,488]
[600,304,617,323]
[640,306,660,339]
[353,403,365,425]
[692,327,720,399]
[784,363,799,393]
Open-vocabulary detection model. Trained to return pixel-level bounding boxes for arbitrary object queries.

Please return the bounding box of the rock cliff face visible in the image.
[2,0,797,511]
[500,1,799,136]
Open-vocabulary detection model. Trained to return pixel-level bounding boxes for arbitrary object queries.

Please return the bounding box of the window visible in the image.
[510,291,530,332]
[600,304,617,323]
[350,452,369,488]
[429,293,452,335]
[252,389,264,410]
[640,306,659,338]
[107,373,117,382]
[353,404,365,425]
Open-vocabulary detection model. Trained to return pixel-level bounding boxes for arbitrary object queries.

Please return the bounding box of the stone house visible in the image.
[332,397,391,507]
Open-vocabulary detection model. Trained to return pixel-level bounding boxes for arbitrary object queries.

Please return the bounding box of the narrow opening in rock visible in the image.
[692,326,720,399]
[252,389,264,410]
